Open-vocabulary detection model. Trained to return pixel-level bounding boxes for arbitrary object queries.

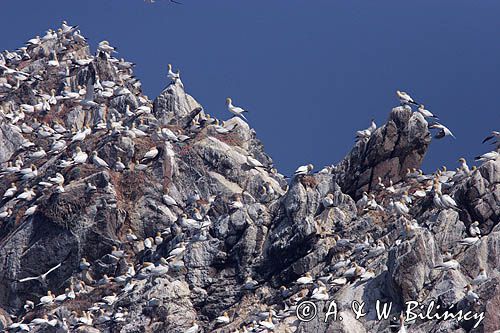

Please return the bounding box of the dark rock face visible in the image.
[337,106,432,198]
[0,23,498,333]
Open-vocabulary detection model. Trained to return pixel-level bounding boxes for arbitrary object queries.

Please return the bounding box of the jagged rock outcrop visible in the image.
[0,23,498,333]
[337,106,431,198]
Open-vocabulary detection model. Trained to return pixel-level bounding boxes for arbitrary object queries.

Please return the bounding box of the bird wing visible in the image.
[18,276,40,283]
[482,135,494,144]
[43,262,62,277]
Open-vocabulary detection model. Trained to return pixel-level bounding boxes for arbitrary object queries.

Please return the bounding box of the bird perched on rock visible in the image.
[475,150,499,163]
[434,259,459,270]
[294,164,313,176]
[469,221,481,237]
[417,105,438,119]
[226,97,248,121]
[92,151,109,169]
[356,119,376,141]
[396,90,419,105]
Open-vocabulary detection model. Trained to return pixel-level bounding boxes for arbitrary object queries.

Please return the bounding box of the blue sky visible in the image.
[1,1,499,175]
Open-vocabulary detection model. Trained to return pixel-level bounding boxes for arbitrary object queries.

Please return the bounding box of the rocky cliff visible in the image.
[0,23,499,333]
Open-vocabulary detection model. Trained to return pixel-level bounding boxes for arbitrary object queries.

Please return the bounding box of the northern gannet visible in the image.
[167,63,180,83]
[16,187,36,201]
[80,79,98,108]
[294,163,314,176]
[321,193,334,207]
[18,263,61,285]
[472,268,488,285]
[20,164,38,180]
[185,322,199,333]
[92,151,110,169]
[458,157,470,175]
[464,284,479,303]
[434,259,459,270]
[438,190,458,210]
[103,293,117,305]
[142,146,159,161]
[98,40,116,55]
[343,263,365,278]
[429,122,455,139]
[396,90,419,105]
[258,313,275,330]
[162,193,178,206]
[30,147,47,159]
[71,128,87,142]
[243,276,259,290]
[0,208,12,219]
[3,182,17,198]
[246,155,264,168]
[482,130,500,146]
[73,146,88,164]
[356,119,376,141]
[296,272,313,285]
[417,105,438,118]
[475,150,499,163]
[226,97,248,121]
[469,221,481,237]
[48,173,64,185]
[154,232,163,245]
[457,236,480,246]
[394,199,409,216]
[168,242,186,257]
[61,20,78,34]
[125,229,138,242]
[79,257,91,270]
[39,290,55,306]
[114,157,126,171]
[215,312,231,325]
[360,268,376,282]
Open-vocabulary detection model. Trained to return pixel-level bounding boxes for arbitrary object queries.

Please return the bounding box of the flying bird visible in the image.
[429,122,455,139]
[18,263,62,287]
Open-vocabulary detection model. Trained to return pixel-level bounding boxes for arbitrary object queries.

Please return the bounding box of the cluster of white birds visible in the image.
[354,90,456,145]
[1,19,498,333]
[0,20,292,333]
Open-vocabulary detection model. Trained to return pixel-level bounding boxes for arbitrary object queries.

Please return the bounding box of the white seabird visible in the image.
[457,236,480,246]
[142,146,159,161]
[434,259,459,270]
[18,263,61,285]
[356,119,376,141]
[417,104,438,119]
[475,150,499,163]
[92,151,110,169]
[296,272,313,285]
[294,163,314,176]
[396,90,419,105]
[167,63,180,83]
[3,183,17,198]
[226,97,248,121]
[73,146,88,164]
[482,130,500,146]
[469,221,481,237]
[246,155,264,168]
[114,157,126,171]
[472,268,488,285]
[215,312,230,325]
[24,205,38,216]
[429,122,455,139]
